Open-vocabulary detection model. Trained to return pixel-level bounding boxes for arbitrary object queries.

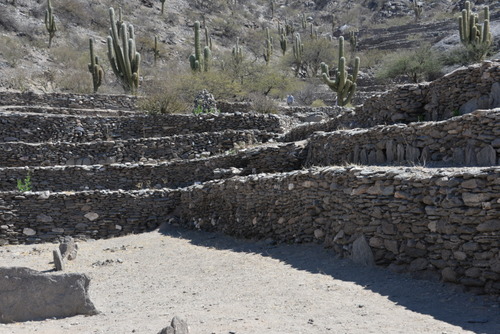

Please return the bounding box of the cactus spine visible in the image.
[321,36,360,107]
[458,0,492,59]
[107,7,141,94]
[44,0,56,48]
[263,27,273,65]
[189,21,211,72]
[88,38,104,93]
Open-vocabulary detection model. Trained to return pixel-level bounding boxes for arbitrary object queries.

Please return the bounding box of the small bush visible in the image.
[311,99,326,107]
[376,45,443,83]
[249,93,279,114]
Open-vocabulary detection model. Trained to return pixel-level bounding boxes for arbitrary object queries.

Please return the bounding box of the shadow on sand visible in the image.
[159,223,499,334]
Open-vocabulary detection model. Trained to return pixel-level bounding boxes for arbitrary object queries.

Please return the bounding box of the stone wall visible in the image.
[1,166,499,294]
[173,166,500,294]
[306,109,500,167]
[0,130,275,167]
[0,142,306,192]
[0,111,290,143]
[282,61,500,142]
[0,92,137,110]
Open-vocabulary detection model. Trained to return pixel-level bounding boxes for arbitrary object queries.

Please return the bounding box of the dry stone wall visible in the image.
[174,166,500,294]
[1,166,498,294]
[0,130,275,167]
[0,142,306,192]
[0,111,290,143]
[0,91,137,110]
[306,109,500,167]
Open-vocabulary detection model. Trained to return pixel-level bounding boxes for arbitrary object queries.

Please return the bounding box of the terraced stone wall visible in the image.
[0,142,306,192]
[0,130,274,167]
[0,92,137,110]
[306,109,500,167]
[361,60,500,125]
[0,112,290,143]
[174,166,500,294]
[2,166,498,294]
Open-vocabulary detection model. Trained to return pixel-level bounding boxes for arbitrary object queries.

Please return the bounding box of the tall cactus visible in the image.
[153,35,160,66]
[44,0,57,48]
[321,36,360,107]
[160,0,166,15]
[232,37,243,64]
[410,0,423,21]
[349,31,357,52]
[293,33,304,76]
[263,27,273,65]
[279,33,287,56]
[107,7,141,94]
[458,1,492,60]
[189,21,211,72]
[88,38,104,93]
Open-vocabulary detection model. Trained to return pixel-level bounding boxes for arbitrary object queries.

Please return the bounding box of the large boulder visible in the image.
[0,267,98,323]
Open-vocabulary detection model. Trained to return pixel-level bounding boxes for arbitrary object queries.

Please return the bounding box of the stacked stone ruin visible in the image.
[0,61,499,295]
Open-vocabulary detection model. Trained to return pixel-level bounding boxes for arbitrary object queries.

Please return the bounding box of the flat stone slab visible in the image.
[0,267,98,323]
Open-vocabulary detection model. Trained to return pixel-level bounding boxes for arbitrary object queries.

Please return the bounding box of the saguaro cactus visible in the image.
[160,0,166,15]
[263,27,273,65]
[154,35,160,65]
[321,36,360,107]
[189,21,211,72]
[410,0,423,21]
[279,33,287,56]
[458,1,492,60]
[349,31,357,52]
[107,7,141,94]
[293,33,304,76]
[88,38,104,93]
[44,0,57,48]
[232,37,243,64]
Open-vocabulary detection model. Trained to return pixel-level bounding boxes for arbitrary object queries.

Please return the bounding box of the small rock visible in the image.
[351,235,375,267]
[59,236,78,261]
[53,249,65,271]
[158,316,190,334]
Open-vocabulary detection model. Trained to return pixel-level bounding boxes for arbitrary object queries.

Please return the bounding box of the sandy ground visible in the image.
[0,224,499,334]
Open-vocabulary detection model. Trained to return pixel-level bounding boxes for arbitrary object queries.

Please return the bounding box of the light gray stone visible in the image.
[59,236,78,261]
[53,249,65,271]
[158,316,190,334]
[0,267,98,323]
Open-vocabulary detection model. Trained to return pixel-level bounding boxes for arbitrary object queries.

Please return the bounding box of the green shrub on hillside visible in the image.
[376,45,443,83]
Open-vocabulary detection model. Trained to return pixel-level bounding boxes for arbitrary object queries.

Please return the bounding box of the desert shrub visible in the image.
[376,45,443,83]
[245,63,303,99]
[0,35,23,67]
[311,99,327,107]
[248,93,279,114]
[295,80,321,105]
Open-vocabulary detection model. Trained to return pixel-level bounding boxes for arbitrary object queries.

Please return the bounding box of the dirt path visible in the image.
[1,224,499,334]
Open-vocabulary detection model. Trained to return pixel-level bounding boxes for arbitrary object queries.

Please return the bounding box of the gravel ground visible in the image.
[1,224,499,334]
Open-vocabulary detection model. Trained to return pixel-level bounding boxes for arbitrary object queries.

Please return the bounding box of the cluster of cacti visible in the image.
[279,33,287,55]
[44,0,57,48]
[88,38,104,93]
[458,1,492,59]
[321,36,360,107]
[189,21,211,72]
[410,0,423,21]
[232,37,243,64]
[349,31,357,52]
[263,27,273,65]
[160,0,166,15]
[107,7,141,94]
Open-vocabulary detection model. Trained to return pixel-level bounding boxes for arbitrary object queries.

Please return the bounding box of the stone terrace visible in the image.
[0,61,499,295]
